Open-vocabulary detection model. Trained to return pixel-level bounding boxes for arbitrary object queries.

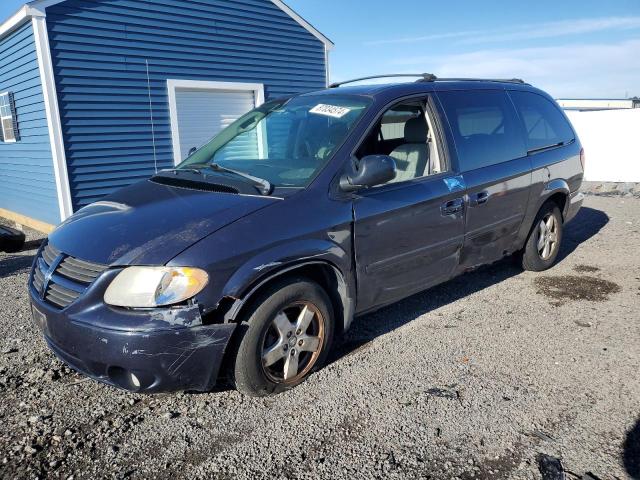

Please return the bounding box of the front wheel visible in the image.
[521,202,563,271]
[232,278,334,397]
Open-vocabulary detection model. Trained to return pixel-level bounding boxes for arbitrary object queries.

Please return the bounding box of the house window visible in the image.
[0,92,19,143]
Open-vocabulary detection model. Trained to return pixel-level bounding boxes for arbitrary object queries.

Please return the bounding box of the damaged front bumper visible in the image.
[28,271,237,393]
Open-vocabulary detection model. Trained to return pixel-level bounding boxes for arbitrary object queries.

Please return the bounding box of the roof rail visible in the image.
[428,77,527,85]
[329,73,437,88]
[329,74,527,88]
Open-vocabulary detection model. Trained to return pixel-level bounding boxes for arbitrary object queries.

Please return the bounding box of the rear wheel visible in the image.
[232,278,334,397]
[521,202,563,271]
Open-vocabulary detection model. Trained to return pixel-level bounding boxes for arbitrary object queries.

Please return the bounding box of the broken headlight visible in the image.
[104,267,209,308]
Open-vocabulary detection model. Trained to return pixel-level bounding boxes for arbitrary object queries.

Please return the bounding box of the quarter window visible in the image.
[0,92,19,143]
[438,90,526,172]
[509,90,575,152]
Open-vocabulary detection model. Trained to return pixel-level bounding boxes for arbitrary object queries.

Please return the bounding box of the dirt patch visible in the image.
[574,265,601,273]
[535,275,621,303]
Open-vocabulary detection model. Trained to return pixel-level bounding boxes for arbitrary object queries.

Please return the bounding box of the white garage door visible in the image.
[173,87,257,162]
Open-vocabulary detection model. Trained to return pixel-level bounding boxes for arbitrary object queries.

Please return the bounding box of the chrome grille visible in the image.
[46,283,82,309]
[41,243,60,266]
[57,256,106,284]
[32,265,45,292]
[31,242,107,309]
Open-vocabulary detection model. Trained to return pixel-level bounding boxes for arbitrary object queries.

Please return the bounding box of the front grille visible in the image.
[31,242,107,309]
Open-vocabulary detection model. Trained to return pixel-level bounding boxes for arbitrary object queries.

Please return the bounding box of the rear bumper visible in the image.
[30,290,237,393]
[565,190,584,224]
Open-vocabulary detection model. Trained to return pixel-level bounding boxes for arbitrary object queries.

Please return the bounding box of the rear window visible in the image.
[509,91,575,152]
[438,90,526,172]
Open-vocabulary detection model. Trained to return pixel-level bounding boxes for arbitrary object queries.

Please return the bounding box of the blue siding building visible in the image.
[0,0,332,231]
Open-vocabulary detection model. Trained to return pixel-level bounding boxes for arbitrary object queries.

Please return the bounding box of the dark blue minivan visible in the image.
[29,75,584,396]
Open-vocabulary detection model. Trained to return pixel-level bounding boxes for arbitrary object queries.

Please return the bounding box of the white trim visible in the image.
[167,79,265,166]
[0,5,45,39]
[324,44,331,87]
[32,16,73,221]
[270,0,334,50]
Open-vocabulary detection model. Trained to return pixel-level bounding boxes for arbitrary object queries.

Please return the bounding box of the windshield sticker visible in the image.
[310,104,352,118]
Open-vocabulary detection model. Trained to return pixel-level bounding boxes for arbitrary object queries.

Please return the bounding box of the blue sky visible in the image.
[2,0,638,98]
[286,0,640,98]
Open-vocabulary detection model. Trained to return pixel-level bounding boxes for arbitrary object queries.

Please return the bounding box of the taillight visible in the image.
[579,148,586,171]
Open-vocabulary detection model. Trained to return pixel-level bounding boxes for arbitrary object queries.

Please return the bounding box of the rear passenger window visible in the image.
[509,91,575,152]
[438,90,526,172]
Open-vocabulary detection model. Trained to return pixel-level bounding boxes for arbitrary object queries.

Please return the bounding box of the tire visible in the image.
[521,202,563,272]
[231,277,334,397]
[0,226,26,253]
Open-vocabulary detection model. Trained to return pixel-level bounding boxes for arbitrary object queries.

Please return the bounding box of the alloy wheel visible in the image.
[260,302,325,384]
[537,213,559,260]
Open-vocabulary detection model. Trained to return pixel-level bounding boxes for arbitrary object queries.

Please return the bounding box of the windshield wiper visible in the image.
[159,164,272,195]
[208,163,273,195]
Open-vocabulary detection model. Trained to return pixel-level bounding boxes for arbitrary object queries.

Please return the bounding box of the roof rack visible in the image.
[329,73,437,88]
[329,74,527,88]
[428,77,527,84]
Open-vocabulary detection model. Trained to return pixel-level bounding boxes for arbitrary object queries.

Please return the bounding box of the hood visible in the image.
[48,179,278,266]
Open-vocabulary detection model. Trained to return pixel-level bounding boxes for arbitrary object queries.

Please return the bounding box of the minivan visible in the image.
[29,74,584,396]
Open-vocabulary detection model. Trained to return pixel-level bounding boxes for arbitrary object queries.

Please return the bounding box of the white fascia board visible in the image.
[0,5,44,39]
[167,79,265,166]
[270,0,334,51]
[32,16,73,221]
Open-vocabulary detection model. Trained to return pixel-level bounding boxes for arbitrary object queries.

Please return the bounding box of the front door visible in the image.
[353,176,466,311]
[351,96,465,312]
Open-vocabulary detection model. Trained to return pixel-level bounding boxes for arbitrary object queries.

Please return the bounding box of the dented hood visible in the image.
[48,179,277,266]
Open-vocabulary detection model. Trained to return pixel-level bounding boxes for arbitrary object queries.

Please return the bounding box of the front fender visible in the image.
[220,239,356,330]
[222,238,351,298]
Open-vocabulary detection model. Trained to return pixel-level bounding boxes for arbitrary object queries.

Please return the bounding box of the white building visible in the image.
[557,98,640,111]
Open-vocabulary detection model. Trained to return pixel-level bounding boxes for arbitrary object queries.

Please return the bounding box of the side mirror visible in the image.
[188,147,197,157]
[340,155,397,192]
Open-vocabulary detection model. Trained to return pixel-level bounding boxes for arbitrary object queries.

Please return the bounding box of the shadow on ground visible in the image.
[624,419,640,479]
[329,206,609,363]
[0,241,43,279]
[556,206,609,264]
[0,253,36,279]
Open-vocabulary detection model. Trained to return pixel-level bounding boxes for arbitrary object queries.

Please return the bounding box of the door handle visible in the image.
[441,198,464,216]
[471,191,490,206]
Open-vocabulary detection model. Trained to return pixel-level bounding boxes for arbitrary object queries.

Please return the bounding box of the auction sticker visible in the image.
[310,104,351,118]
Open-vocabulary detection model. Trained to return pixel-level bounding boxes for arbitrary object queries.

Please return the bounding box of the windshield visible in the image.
[178,94,372,188]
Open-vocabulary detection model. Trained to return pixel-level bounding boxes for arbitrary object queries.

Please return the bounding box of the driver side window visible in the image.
[356,99,444,184]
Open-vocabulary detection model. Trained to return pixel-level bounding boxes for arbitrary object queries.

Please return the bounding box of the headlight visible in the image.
[104,267,208,308]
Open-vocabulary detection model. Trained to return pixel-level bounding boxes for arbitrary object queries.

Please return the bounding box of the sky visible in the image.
[1,0,638,98]
[288,0,640,98]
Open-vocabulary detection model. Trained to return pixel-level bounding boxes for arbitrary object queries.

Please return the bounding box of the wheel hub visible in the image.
[260,302,325,384]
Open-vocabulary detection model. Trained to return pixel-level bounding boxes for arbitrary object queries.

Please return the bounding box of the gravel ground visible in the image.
[1,195,639,480]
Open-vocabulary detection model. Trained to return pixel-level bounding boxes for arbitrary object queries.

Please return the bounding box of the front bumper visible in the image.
[29,285,237,393]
